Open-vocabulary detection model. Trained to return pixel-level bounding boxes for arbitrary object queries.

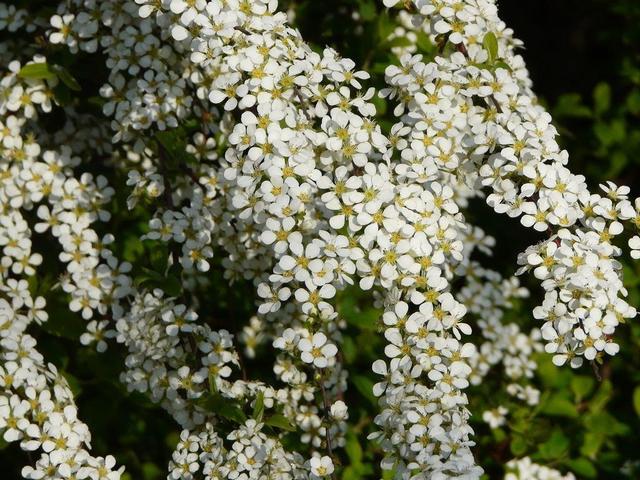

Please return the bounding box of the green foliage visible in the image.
[18,62,58,81]
[482,32,499,63]
[265,414,297,432]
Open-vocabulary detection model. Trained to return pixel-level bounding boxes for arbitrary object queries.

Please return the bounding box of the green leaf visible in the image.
[377,11,395,40]
[594,119,626,147]
[359,0,376,21]
[584,411,629,436]
[339,295,379,331]
[492,427,506,443]
[19,62,81,93]
[510,435,528,456]
[136,267,182,297]
[571,375,595,401]
[202,394,246,424]
[88,95,106,107]
[382,469,396,480]
[352,374,377,406]
[342,335,357,364]
[386,37,414,49]
[580,432,604,459]
[371,96,387,115]
[553,93,592,119]
[61,370,83,397]
[51,65,81,91]
[626,89,640,114]
[493,60,512,72]
[593,82,611,115]
[52,83,73,106]
[41,305,85,340]
[538,430,570,460]
[208,370,218,395]
[18,62,57,81]
[416,31,434,54]
[122,232,146,262]
[149,243,169,274]
[161,276,183,295]
[482,32,499,63]
[372,62,391,74]
[342,466,362,480]
[155,130,199,167]
[345,431,363,465]
[540,393,578,418]
[165,431,180,449]
[589,380,612,413]
[264,413,296,432]
[342,463,372,480]
[565,458,597,478]
[141,462,163,480]
[253,391,265,422]
[633,386,640,416]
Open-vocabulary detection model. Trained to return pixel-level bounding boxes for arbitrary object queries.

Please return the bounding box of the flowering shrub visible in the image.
[1,0,640,479]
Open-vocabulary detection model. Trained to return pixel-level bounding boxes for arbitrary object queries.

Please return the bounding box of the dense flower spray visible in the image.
[0,0,638,479]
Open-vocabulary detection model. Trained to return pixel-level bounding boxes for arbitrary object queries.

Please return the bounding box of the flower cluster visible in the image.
[0,69,124,480]
[384,0,638,371]
[49,0,488,475]
[167,421,306,480]
[0,0,637,479]
[505,457,576,480]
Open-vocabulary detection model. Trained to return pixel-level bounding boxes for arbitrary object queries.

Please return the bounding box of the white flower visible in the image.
[330,400,348,421]
[298,332,337,369]
[630,236,640,260]
[310,455,334,477]
[482,406,508,429]
[49,14,77,49]
[80,320,112,352]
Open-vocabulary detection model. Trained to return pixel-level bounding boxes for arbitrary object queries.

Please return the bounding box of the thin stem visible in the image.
[318,372,337,480]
